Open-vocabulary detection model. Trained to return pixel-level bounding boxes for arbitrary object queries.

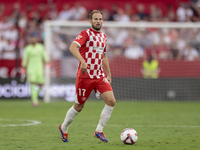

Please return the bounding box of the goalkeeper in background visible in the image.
[21,35,49,107]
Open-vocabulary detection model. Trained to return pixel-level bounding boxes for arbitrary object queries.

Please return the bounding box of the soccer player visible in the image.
[58,10,116,142]
[21,35,48,107]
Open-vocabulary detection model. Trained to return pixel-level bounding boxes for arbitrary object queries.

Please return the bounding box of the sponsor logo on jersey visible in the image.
[93,47,104,53]
[82,97,86,101]
[93,46,104,51]
[76,35,83,39]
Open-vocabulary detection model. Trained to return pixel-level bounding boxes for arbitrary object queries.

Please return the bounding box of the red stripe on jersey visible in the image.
[91,59,95,64]
[98,59,102,64]
[89,70,94,75]
[93,36,97,41]
[94,64,98,70]
[97,42,100,47]
[88,52,92,58]
[89,41,94,47]
[101,54,103,59]
[102,42,105,47]
[95,53,99,59]
[98,37,102,42]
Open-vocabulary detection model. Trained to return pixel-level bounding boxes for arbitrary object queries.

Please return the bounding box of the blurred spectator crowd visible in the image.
[0,0,200,61]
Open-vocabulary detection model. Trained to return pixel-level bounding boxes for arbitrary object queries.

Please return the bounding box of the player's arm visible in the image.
[69,42,87,75]
[22,47,28,68]
[102,53,112,83]
[21,47,28,81]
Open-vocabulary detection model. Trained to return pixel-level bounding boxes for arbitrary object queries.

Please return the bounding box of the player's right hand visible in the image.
[20,68,26,82]
[81,62,88,75]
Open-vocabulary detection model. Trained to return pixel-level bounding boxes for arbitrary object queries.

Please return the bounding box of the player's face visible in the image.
[90,13,103,32]
[30,36,37,45]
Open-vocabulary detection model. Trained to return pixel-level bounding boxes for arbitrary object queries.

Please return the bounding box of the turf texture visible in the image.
[0,100,200,150]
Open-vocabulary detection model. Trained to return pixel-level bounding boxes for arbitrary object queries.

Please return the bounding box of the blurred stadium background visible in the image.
[0,0,200,102]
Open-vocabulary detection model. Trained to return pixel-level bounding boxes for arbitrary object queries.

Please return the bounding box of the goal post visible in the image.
[43,21,52,103]
[43,21,200,102]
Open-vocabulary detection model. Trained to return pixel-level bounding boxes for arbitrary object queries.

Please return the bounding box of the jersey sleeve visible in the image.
[22,46,28,67]
[73,31,88,47]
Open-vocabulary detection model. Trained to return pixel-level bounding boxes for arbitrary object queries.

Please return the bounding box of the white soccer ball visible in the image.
[120,128,138,145]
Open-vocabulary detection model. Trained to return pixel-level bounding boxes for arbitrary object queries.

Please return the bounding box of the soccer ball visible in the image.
[120,128,138,145]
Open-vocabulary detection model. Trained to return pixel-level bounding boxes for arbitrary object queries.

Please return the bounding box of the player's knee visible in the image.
[106,98,116,107]
[111,98,116,107]
[74,103,84,112]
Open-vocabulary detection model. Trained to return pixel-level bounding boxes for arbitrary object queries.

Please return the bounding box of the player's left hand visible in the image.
[107,75,111,83]
[81,61,88,75]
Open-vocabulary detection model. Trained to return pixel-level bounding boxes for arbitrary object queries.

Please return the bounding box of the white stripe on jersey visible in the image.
[87,58,91,64]
[86,29,90,36]
[93,41,97,47]
[95,59,99,65]
[90,64,94,70]
[101,33,105,38]
[73,41,81,47]
[91,32,95,36]
[92,53,96,59]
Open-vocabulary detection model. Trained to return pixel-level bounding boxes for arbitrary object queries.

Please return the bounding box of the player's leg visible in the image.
[100,91,116,130]
[30,82,38,106]
[61,101,84,134]
[27,69,43,107]
[30,83,43,107]
[94,78,116,142]
[59,102,83,142]
[59,78,95,142]
[36,71,45,101]
[27,70,38,106]
[94,91,116,142]
[37,84,43,99]
[101,91,116,107]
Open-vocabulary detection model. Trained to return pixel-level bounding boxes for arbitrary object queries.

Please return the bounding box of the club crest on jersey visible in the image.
[76,35,83,39]
[82,97,86,101]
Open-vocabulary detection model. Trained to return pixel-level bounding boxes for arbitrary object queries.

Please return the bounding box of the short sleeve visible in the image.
[73,31,88,47]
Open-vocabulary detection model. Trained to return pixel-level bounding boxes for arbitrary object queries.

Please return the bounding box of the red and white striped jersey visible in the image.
[73,28,107,79]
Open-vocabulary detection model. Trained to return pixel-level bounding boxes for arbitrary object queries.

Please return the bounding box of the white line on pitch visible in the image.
[0,119,41,127]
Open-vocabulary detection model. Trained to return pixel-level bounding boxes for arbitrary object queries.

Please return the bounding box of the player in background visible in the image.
[59,10,116,142]
[21,35,49,107]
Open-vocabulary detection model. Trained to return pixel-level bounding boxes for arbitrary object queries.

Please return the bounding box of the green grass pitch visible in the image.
[0,99,200,150]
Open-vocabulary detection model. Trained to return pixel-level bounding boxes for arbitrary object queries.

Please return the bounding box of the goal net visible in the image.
[43,21,200,102]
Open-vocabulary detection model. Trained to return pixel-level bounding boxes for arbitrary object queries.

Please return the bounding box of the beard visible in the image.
[92,24,102,31]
